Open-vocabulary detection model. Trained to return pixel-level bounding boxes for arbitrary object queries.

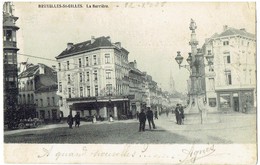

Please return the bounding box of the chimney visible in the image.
[240,28,246,32]
[223,25,228,31]
[52,65,56,70]
[67,43,73,50]
[39,64,45,74]
[115,42,121,49]
[134,60,137,68]
[106,36,111,42]
[91,36,95,44]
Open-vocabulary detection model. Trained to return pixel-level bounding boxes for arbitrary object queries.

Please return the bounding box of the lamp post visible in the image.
[175,19,214,124]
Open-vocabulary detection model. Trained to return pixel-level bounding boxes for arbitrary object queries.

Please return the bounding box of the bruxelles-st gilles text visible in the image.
[38,4,109,8]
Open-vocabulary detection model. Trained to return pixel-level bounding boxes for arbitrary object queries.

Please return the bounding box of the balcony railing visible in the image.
[3,41,17,48]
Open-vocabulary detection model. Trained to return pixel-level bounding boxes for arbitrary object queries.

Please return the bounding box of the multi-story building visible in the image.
[56,36,130,119]
[18,63,61,121]
[129,60,146,115]
[203,26,256,112]
[3,2,19,124]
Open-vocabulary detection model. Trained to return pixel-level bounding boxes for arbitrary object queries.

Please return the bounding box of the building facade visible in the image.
[18,64,61,121]
[56,36,131,119]
[3,2,20,124]
[203,26,256,112]
[129,60,146,116]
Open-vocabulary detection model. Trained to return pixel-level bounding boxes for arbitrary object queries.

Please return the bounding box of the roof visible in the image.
[56,36,129,59]
[216,28,255,39]
[19,63,58,93]
[18,65,39,78]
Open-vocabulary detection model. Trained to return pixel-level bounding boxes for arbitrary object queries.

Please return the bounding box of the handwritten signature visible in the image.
[180,144,216,164]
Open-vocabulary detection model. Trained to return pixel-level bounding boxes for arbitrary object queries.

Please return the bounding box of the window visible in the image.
[52,97,55,106]
[47,97,50,106]
[28,94,31,104]
[87,86,90,97]
[58,63,61,71]
[225,71,232,85]
[4,30,13,41]
[60,97,63,107]
[209,78,215,91]
[224,52,231,64]
[80,87,83,97]
[93,55,97,65]
[67,61,70,70]
[106,84,112,96]
[59,82,62,92]
[94,70,98,81]
[23,94,26,104]
[40,99,43,107]
[86,72,90,81]
[208,98,216,107]
[106,71,111,79]
[68,88,71,98]
[5,52,17,64]
[223,41,229,46]
[95,85,98,96]
[105,54,110,64]
[219,94,231,108]
[86,57,89,66]
[68,74,71,84]
[79,73,83,82]
[35,99,38,107]
[226,55,231,63]
[78,58,82,67]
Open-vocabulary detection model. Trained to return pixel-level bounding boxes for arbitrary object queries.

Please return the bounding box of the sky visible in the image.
[13,2,256,93]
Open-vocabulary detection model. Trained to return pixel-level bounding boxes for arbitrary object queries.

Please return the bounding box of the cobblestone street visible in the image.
[4,112,256,144]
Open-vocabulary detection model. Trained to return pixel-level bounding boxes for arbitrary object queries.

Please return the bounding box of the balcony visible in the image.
[3,41,18,49]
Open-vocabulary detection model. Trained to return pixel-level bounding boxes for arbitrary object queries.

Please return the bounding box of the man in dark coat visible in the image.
[175,104,181,125]
[146,107,156,129]
[139,109,146,132]
[74,112,80,127]
[67,114,73,129]
[179,104,184,125]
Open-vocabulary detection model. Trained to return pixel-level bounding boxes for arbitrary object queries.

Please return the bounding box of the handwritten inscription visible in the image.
[181,144,216,164]
[125,2,166,8]
[37,144,216,163]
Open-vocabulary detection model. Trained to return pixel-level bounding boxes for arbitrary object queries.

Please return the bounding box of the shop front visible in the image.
[66,96,130,120]
[216,89,254,113]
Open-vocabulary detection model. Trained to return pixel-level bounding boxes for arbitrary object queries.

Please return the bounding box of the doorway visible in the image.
[233,97,239,112]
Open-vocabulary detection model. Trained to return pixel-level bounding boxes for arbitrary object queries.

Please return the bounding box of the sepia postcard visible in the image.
[2,1,257,164]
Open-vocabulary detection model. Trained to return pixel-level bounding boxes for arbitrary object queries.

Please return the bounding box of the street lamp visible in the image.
[174,18,214,124]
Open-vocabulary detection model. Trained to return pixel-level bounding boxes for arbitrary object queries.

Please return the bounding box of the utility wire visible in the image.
[18,53,57,62]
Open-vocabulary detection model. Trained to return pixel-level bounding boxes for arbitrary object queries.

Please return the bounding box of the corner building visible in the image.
[203,26,256,112]
[56,36,130,119]
[3,2,19,123]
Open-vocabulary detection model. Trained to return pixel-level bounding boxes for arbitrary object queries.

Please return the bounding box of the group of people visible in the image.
[67,112,80,129]
[175,104,184,125]
[138,107,156,132]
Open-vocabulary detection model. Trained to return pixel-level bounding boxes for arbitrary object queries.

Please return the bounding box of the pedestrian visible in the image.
[67,114,73,129]
[74,112,80,127]
[166,109,169,117]
[179,104,184,125]
[109,114,114,122]
[92,114,97,123]
[175,104,181,125]
[136,111,139,120]
[154,111,158,120]
[146,107,156,130]
[139,109,146,132]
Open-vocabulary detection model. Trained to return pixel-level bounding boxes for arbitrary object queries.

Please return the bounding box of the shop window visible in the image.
[219,94,231,108]
[208,98,216,107]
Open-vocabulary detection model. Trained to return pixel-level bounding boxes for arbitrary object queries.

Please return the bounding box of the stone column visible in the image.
[104,106,107,119]
[114,105,118,119]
